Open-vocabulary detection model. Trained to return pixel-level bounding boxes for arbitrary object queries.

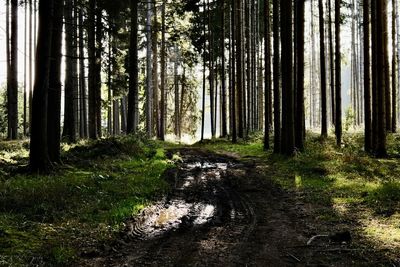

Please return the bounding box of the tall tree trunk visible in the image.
[127,0,139,134]
[383,1,392,132]
[273,0,281,153]
[364,0,372,152]
[63,0,77,143]
[221,0,227,138]
[146,1,153,138]
[328,0,335,125]
[375,0,388,156]
[8,0,18,140]
[24,0,27,136]
[174,46,180,138]
[295,0,305,149]
[392,0,397,133]
[160,0,166,140]
[231,0,237,143]
[152,3,160,138]
[30,0,54,172]
[47,0,63,163]
[264,0,271,150]
[236,0,244,139]
[319,0,328,138]
[281,0,294,155]
[95,6,102,138]
[201,2,206,141]
[79,8,87,138]
[88,0,97,139]
[28,0,33,133]
[335,0,342,146]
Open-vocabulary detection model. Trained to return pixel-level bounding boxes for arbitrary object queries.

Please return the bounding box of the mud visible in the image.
[80,148,396,267]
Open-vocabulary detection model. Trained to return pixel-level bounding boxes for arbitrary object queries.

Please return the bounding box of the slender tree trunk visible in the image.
[28,0,33,133]
[63,0,77,143]
[328,0,335,125]
[201,2,206,141]
[174,46,180,138]
[95,6,102,138]
[281,0,294,155]
[30,0,54,172]
[383,1,392,132]
[236,0,244,139]
[376,0,388,156]
[47,0,63,163]
[364,0,372,152]
[221,0,227,138]
[127,0,139,134]
[273,0,281,153]
[79,8,87,138]
[146,1,153,138]
[8,0,18,140]
[88,0,97,139]
[392,0,397,133]
[160,0,166,140]
[24,0,27,136]
[152,3,160,138]
[335,0,342,146]
[264,0,271,150]
[319,0,328,138]
[295,0,305,149]
[231,0,237,143]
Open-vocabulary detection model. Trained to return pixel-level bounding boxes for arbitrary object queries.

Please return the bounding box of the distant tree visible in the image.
[127,0,139,134]
[335,0,342,146]
[280,0,294,155]
[273,0,281,153]
[319,0,328,138]
[364,0,372,152]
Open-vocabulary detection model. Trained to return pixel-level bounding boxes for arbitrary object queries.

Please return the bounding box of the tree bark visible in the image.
[335,0,342,146]
[30,0,54,172]
[319,0,328,138]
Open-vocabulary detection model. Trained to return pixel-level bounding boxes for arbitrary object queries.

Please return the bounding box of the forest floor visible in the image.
[0,134,400,266]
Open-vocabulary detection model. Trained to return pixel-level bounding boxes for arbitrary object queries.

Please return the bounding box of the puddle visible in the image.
[127,160,231,240]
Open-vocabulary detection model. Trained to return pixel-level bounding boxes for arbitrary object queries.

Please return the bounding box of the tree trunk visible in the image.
[328,0,335,125]
[392,0,397,133]
[47,0,63,163]
[8,0,18,140]
[364,0,372,152]
[152,3,160,138]
[319,0,328,138]
[95,6,102,138]
[30,0,54,172]
[281,0,294,155]
[375,0,387,156]
[63,0,77,143]
[335,0,342,146]
[160,0,166,140]
[221,0,227,138]
[88,0,97,139]
[295,0,305,149]
[273,0,281,153]
[79,8,88,138]
[264,0,271,150]
[146,1,153,138]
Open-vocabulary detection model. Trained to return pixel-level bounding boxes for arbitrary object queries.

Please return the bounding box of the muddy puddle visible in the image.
[125,158,236,240]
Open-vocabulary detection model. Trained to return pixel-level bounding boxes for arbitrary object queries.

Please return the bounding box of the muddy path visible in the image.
[81,148,393,266]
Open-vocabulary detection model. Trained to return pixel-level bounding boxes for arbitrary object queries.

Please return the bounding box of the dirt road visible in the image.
[81,148,395,266]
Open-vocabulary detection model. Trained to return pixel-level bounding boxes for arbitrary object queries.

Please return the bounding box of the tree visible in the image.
[30,0,54,171]
[319,0,328,138]
[8,0,18,140]
[264,0,271,150]
[146,0,153,138]
[273,0,281,153]
[364,0,372,152]
[88,0,98,139]
[295,0,305,150]
[63,0,77,143]
[47,0,63,163]
[334,0,342,146]
[159,0,166,140]
[127,0,139,134]
[280,0,294,155]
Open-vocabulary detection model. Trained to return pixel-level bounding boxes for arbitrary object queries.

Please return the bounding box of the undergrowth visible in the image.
[201,132,400,256]
[0,135,175,266]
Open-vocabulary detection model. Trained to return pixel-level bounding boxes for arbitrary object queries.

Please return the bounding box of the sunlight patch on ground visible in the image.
[362,214,400,250]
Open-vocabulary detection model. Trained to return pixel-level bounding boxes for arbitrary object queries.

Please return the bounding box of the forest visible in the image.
[0,0,400,265]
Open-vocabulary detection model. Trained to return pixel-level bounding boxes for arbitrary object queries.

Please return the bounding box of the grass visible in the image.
[200,132,400,256]
[0,135,175,266]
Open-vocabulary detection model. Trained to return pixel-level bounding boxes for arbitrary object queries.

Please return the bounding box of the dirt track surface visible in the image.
[81,148,395,267]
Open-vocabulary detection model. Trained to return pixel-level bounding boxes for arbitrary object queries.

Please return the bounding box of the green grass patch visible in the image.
[0,135,174,266]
